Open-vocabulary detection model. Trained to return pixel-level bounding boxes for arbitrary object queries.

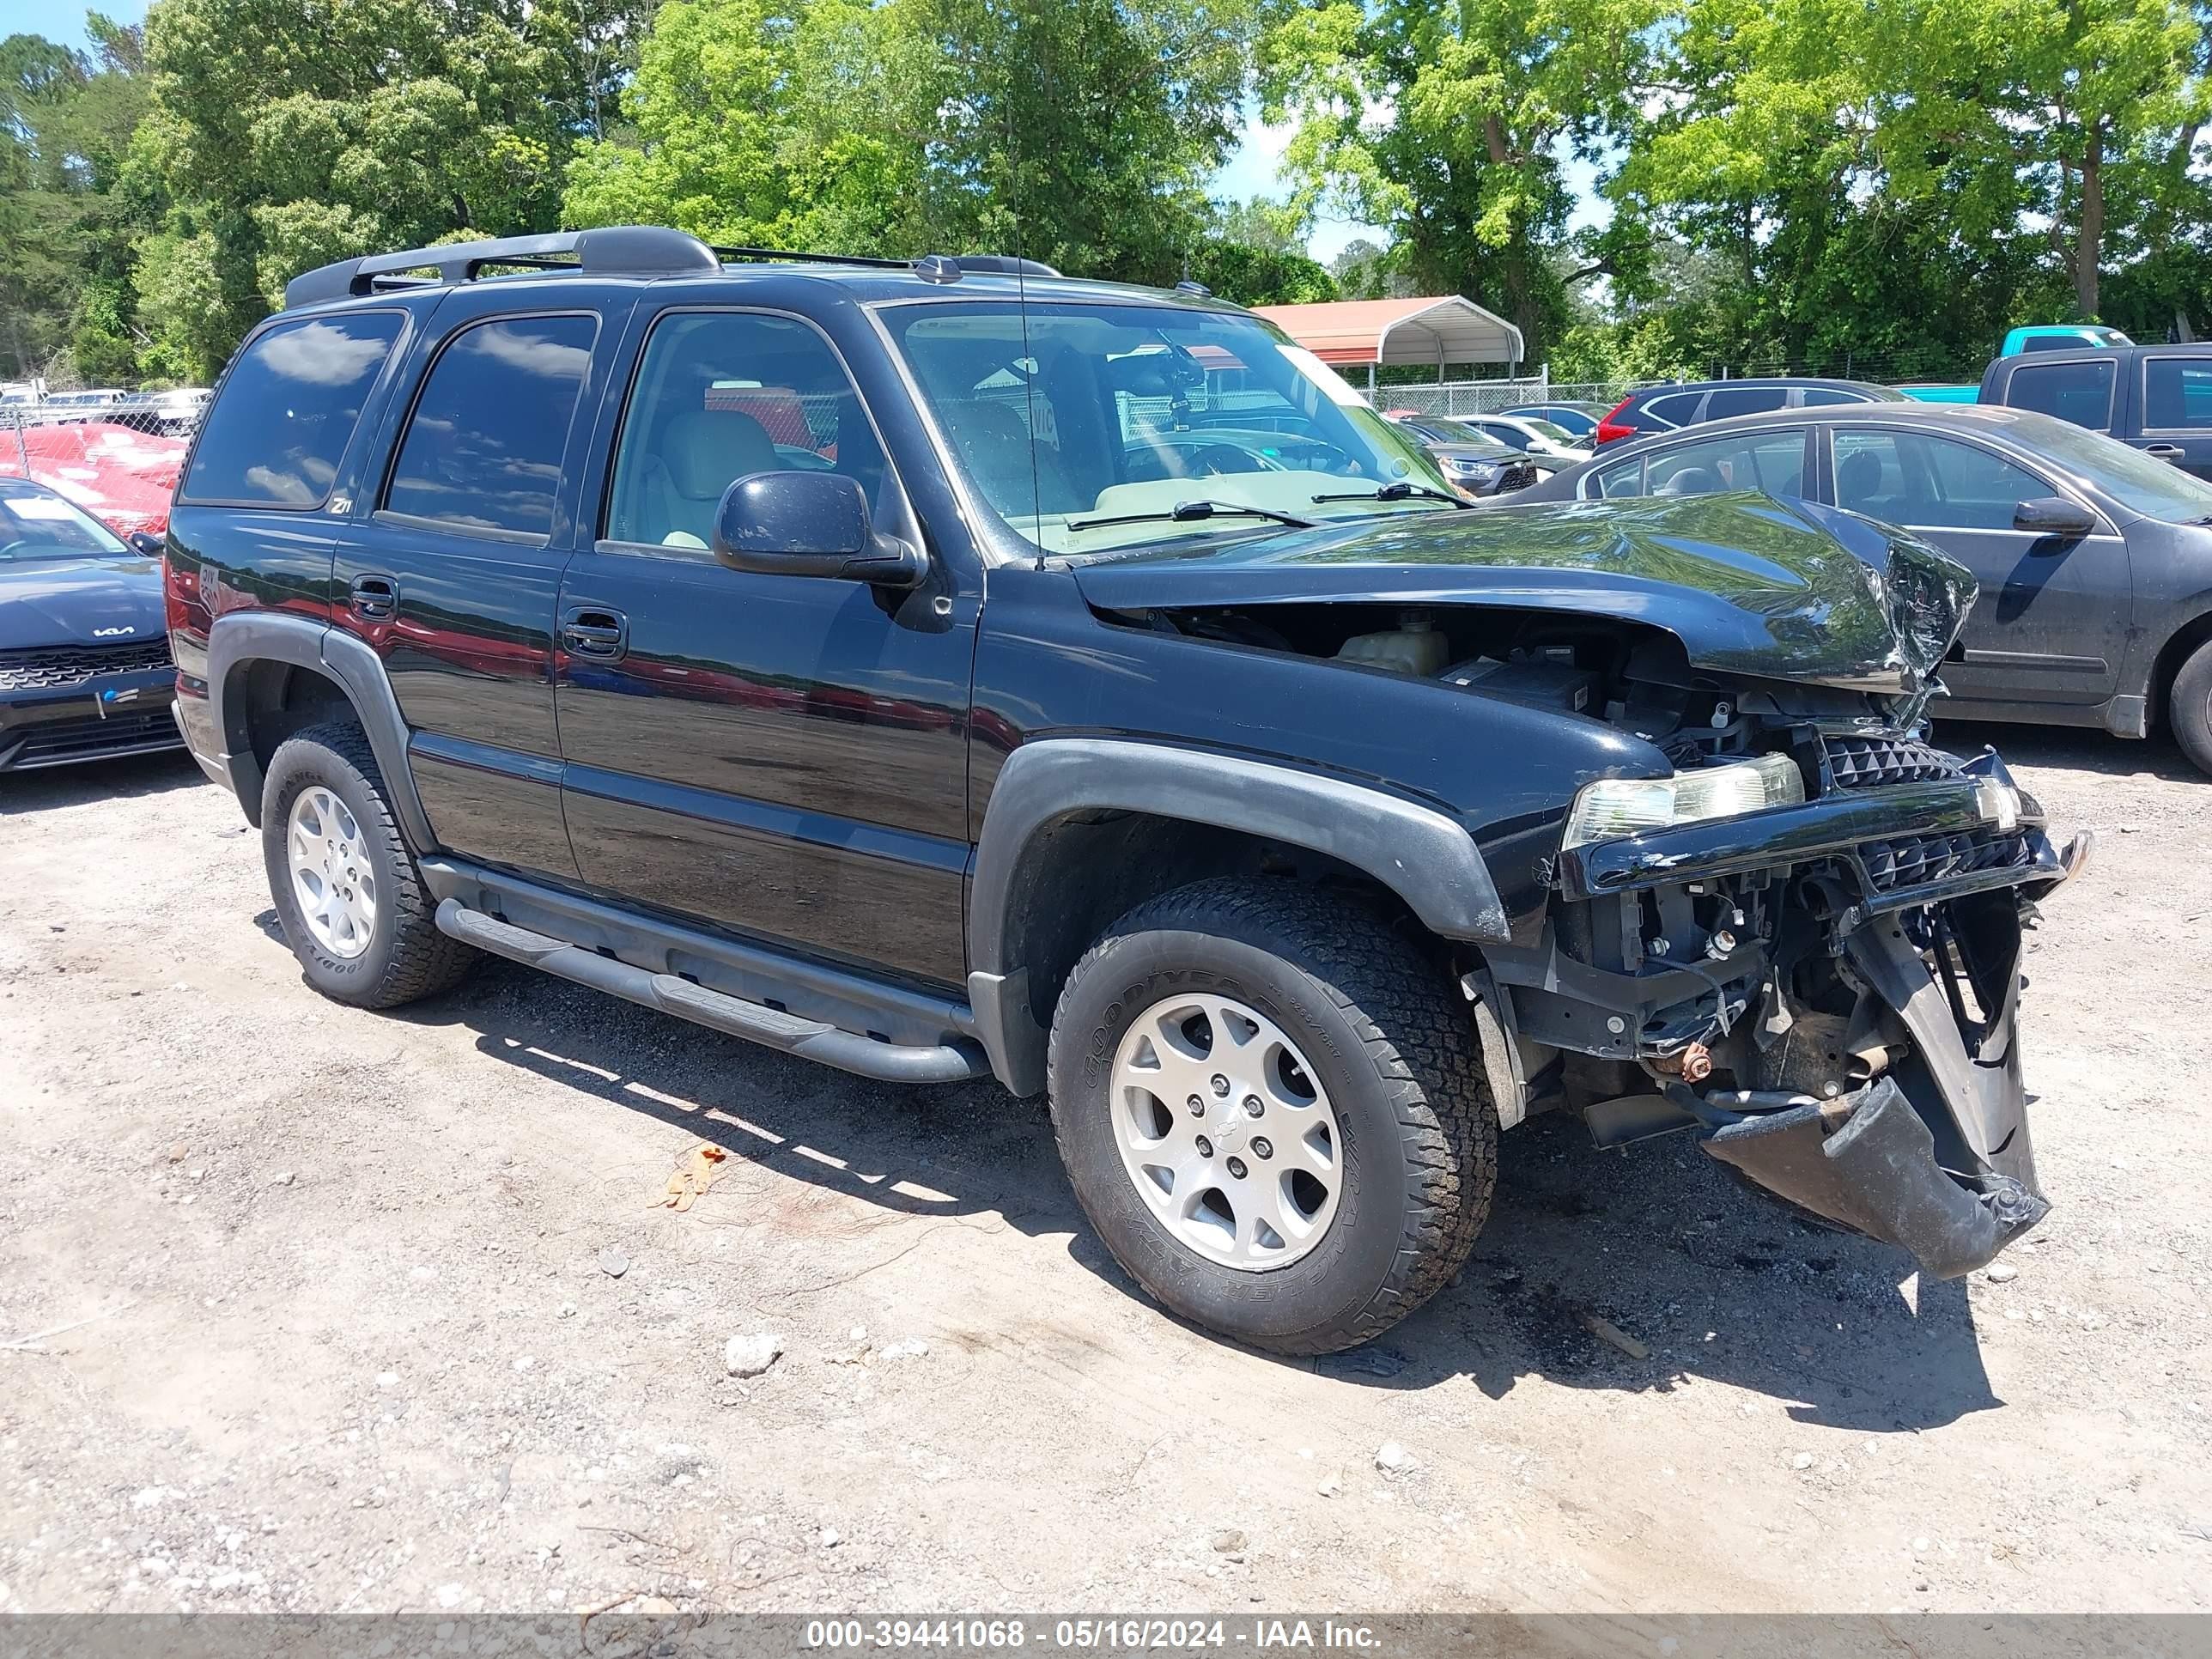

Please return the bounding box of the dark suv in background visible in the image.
[1978,344,2212,480]
[1595,377,1905,447]
[165,227,2083,1355]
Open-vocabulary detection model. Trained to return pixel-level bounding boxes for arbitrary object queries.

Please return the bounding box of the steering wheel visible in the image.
[0,539,29,559]
[1183,443,1267,477]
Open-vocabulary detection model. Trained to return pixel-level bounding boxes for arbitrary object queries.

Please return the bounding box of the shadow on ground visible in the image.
[1935,719,2199,784]
[0,748,205,814]
[379,954,2004,1436]
[14,750,2002,1433]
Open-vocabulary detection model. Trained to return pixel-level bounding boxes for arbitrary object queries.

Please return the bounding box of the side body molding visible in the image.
[964,737,1508,1095]
[204,613,434,850]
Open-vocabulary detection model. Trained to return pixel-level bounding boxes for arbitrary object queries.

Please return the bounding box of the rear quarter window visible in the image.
[1641,392,1702,427]
[181,311,405,508]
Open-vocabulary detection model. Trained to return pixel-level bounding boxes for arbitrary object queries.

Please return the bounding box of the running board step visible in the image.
[434,900,988,1085]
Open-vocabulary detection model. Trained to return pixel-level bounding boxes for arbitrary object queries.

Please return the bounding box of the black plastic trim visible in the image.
[965,737,1508,1095]
[204,613,433,846]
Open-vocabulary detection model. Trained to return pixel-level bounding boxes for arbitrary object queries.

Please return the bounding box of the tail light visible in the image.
[1594,398,1637,445]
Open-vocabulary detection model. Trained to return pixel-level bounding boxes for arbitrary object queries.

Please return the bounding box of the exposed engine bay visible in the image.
[1109,597,2089,1280]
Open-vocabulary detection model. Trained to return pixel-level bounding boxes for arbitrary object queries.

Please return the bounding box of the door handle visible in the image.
[561,605,628,661]
[349,573,398,620]
[2143,443,2186,462]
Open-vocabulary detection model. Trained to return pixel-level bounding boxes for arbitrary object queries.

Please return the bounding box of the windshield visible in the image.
[879,299,1459,556]
[1406,416,1501,448]
[1518,417,1583,445]
[2004,414,2212,521]
[0,482,130,561]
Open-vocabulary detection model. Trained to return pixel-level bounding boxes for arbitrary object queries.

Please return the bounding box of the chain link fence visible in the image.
[2,403,198,538]
[1365,379,1652,417]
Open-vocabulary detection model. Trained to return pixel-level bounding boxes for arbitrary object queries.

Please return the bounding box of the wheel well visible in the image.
[998,811,1435,1034]
[2150,611,2212,730]
[223,660,357,816]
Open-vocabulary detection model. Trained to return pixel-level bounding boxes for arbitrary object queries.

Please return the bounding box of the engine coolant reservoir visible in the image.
[1335,615,1448,677]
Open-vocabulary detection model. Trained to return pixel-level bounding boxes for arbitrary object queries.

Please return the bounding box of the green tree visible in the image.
[562,0,926,252]
[133,0,623,379]
[0,21,147,383]
[1259,0,1665,362]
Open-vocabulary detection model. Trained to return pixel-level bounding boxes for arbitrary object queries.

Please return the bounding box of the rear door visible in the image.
[2136,355,2212,481]
[1826,425,2130,708]
[334,283,633,882]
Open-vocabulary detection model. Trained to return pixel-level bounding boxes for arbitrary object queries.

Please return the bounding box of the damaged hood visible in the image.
[1069,491,1975,697]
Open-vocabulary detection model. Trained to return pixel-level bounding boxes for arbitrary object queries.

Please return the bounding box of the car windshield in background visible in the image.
[879,301,1455,555]
[2016,416,2212,521]
[0,481,130,561]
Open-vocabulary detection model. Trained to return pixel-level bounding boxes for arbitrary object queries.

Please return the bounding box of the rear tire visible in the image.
[261,720,473,1009]
[2170,636,2212,778]
[1046,878,1497,1355]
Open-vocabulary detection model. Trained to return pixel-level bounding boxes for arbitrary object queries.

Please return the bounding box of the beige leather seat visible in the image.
[636,409,779,547]
[939,399,1083,518]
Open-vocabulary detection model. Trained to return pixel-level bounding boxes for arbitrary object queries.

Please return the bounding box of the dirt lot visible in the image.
[2,722,2208,1619]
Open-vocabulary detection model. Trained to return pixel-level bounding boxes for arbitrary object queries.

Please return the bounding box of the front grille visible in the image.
[1,708,180,769]
[1824,733,1962,790]
[1498,464,1539,493]
[1861,826,2032,893]
[0,638,173,690]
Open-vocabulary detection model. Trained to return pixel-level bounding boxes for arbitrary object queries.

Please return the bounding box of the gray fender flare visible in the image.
[205,614,434,850]
[964,737,1508,1096]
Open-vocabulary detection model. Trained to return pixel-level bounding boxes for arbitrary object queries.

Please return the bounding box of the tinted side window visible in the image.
[2005,360,2114,431]
[1642,392,1701,427]
[384,314,598,536]
[1834,430,2047,530]
[2021,334,2083,353]
[182,312,404,508]
[606,310,889,550]
[1602,431,1807,499]
[1591,456,1644,497]
[2144,359,2212,429]
[1799,388,1865,407]
[1705,386,1788,419]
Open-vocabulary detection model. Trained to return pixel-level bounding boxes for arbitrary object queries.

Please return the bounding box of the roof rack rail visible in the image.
[283,225,1065,310]
[715,246,1062,280]
[283,226,720,310]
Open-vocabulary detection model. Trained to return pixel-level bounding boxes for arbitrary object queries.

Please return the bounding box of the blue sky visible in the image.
[19,1,1598,266]
[15,0,148,50]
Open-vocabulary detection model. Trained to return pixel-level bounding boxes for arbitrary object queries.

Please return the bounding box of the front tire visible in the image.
[2170,635,2212,777]
[1046,878,1497,1355]
[261,720,473,1009]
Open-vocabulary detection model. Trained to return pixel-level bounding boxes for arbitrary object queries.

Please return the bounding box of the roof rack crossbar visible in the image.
[283,226,720,310]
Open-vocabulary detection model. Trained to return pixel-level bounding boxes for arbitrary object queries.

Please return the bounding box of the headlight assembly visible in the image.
[1562,754,1807,848]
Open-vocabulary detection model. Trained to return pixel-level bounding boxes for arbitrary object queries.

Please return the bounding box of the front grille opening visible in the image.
[0,638,173,690]
[1861,827,2032,893]
[1824,733,1962,790]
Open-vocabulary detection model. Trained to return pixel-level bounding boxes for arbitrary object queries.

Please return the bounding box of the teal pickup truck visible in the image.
[1899,325,2136,402]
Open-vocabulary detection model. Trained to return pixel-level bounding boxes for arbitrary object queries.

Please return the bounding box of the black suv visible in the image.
[166,227,2087,1355]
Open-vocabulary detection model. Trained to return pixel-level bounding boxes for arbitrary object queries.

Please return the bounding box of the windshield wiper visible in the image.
[1310,480,1473,510]
[1066,498,1315,532]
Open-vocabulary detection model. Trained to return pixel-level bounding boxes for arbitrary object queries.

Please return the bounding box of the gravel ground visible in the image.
[1,720,2208,1617]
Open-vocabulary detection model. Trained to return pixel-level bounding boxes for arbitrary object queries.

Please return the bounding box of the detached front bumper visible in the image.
[1527,750,2086,1279]
[1699,910,2051,1279]
[0,668,182,771]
